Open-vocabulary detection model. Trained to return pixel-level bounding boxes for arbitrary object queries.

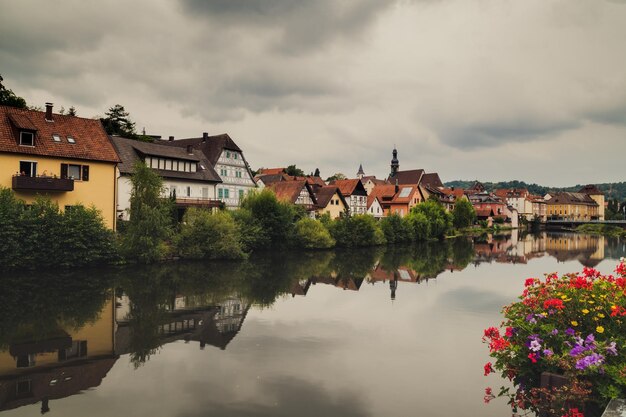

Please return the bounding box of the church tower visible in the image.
[390,147,399,178]
[356,164,365,179]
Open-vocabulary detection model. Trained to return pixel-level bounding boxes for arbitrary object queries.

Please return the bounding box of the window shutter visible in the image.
[82,165,89,181]
[60,163,68,179]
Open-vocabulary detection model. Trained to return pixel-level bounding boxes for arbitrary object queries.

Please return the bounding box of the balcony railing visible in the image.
[175,197,222,208]
[12,175,74,192]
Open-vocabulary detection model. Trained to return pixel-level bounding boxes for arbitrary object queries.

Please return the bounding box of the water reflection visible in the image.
[0,232,623,415]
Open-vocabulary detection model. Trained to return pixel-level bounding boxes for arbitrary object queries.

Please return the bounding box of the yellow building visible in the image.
[0,104,120,229]
[314,185,348,219]
[546,192,600,221]
[578,184,605,221]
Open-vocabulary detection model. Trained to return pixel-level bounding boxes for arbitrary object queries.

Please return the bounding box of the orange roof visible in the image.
[330,179,366,196]
[391,185,419,204]
[368,184,397,208]
[440,187,466,198]
[267,180,315,205]
[258,167,286,175]
[0,105,120,163]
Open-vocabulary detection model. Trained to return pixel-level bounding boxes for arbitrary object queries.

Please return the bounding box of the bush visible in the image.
[410,200,452,239]
[0,188,117,269]
[329,214,385,247]
[380,214,413,244]
[229,208,270,252]
[406,211,430,241]
[295,217,335,249]
[176,208,244,260]
[240,189,303,247]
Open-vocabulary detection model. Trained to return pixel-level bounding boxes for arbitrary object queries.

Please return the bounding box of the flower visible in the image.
[484,362,494,376]
[575,353,605,370]
[596,326,604,334]
[571,321,579,327]
[606,342,618,356]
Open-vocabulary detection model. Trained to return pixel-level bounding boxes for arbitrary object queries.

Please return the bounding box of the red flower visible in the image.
[483,327,500,341]
[484,362,494,376]
[543,298,565,310]
[505,327,514,338]
[528,352,538,363]
[561,408,584,417]
[524,278,536,287]
[489,337,510,352]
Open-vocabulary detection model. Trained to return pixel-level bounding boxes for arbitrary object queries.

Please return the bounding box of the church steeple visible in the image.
[356,164,365,179]
[390,147,399,178]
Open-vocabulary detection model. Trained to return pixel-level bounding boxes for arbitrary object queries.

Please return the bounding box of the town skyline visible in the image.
[1,0,625,187]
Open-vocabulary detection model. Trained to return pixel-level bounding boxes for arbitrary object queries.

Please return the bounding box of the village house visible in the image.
[0,103,120,229]
[367,195,384,219]
[578,185,605,220]
[528,194,547,222]
[266,180,317,217]
[368,184,397,216]
[494,188,534,221]
[546,192,600,221]
[389,184,421,217]
[162,133,256,209]
[111,136,222,221]
[329,179,368,215]
[313,185,348,219]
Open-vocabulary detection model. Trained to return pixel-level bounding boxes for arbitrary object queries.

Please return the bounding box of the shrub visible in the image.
[295,217,335,249]
[229,208,270,252]
[410,200,452,239]
[176,208,244,260]
[329,214,385,247]
[406,211,430,241]
[380,214,413,244]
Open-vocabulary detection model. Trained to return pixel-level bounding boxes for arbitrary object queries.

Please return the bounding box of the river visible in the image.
[0,232,624,416]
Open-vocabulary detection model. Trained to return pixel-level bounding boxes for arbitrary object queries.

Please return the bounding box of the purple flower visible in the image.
[529,340,542,352]
[585,334,595,345]
[570,345,586,356]
[566,328,576,336]
[526,314,537,324]
[575,353,605,370]
[550,329,559,336]
[606,342,618,356]
[543,349,553,356]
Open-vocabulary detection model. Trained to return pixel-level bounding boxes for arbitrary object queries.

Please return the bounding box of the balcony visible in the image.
[12,175,74,192]
[175,197,222,209]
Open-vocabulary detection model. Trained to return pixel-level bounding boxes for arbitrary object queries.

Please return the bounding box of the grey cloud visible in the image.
[180,0,395,53]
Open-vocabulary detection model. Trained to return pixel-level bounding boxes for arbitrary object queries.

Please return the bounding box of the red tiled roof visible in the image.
[267,180,315,205]
[314,185,346,208]
[440,187,466,198]
[388,169,424,185]
[0,105,120,163]
[392,185,419,204]
[329,179,367,197]
[578,184,603,196]
[259,167,286,175]
[421,172,443,189]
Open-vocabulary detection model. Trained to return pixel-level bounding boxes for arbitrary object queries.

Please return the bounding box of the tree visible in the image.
[452,199,476,229]
[101,104,137,137]
[326,173,347,182]
[176,209,245,260]
[121,161,173,263]
[295,217,335,249]
[410,200,452,239]
[67,106,77,116]
[285,165,305,177]
[0,74,27,109]
[314,168,321,177]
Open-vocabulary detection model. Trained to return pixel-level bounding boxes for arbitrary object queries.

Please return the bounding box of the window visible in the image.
[20,131,34,146]
[16,354,35,368]
[52,134,61,142]
[186,186,191,197]
[234,153,238,160]
[218,189,223,199]
[224,189,230,198]
[190,163,197,173]
[165,160,172,170]
[239,189,244,199]
[226,151,231,158]
[16,380,32,397]
[61,164,89,181]
[58,341,87,361]
[67,136,75,144]
[19,161,37,177]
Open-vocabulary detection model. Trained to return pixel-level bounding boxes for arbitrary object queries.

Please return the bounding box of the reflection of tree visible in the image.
[0,269,112,350]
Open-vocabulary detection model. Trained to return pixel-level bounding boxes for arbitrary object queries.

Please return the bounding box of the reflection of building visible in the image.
[0,297,117,412]
[115,294,250,353]
[545,234,605,267]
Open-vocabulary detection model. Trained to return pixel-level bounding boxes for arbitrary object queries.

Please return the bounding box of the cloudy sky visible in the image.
[1,0,625,186]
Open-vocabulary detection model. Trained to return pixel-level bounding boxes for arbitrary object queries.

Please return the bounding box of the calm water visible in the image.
[0,232,624,417]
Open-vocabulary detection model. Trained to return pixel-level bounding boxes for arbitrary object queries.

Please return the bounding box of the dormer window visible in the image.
[67,136,76,144]
[20,131,34,146]
[52,134,61,142]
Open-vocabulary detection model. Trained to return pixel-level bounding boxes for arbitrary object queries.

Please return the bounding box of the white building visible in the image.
[163,133,257,209]
[112,136,222,220]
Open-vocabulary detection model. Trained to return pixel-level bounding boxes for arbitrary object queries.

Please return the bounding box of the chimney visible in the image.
[169,136,175,141]
[202,132,208,142]
[186,145,193,154]
[45,103,53,122]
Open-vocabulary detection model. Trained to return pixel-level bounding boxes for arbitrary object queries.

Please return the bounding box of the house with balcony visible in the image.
[0,103,120,229]
[162,133,256,209]
[111,136,222,221]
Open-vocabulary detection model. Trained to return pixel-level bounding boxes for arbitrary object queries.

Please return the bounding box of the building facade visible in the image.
[0,104,120,229]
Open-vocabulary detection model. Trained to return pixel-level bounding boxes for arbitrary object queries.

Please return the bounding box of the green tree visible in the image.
[405,211,430,241]
[67,106,77,116]
[176,208,245,260]
[229,208,270,252]
[410,200,452,239]
[295,217,335,249]
[240,189,302,246]
[326,172,347,182]
[328,214,385,247]
[452,199,476,229]
[380,214,413,244]
[285,164,305,177]
[121,161,172,263]
[0,74,27,109]
[101,104,137,137]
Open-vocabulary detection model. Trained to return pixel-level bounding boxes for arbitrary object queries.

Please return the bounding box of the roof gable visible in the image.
[0,105,120,163]
[389,169,424,185]
[329,179,367,196]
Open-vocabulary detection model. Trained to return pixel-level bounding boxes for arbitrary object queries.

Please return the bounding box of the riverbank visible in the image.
[575,224,626,238]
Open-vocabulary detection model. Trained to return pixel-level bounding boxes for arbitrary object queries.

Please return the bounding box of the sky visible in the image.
[1,0,625,187]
